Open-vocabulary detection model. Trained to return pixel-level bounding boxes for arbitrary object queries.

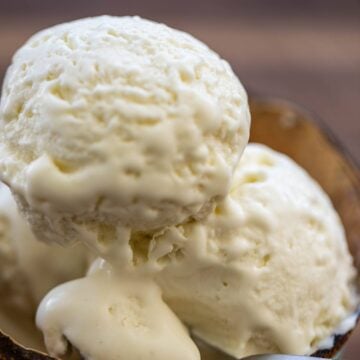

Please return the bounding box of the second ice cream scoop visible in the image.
[0,182,89,312]
[153,144,357,358]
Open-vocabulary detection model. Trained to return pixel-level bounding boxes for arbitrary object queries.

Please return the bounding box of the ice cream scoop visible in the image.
[36,259,200,360]
[0,182,89,312]
[152,144,357,358]
[0,14,357,360]
[0,16,250,265]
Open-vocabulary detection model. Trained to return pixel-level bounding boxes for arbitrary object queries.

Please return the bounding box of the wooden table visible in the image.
[0,0,359,357]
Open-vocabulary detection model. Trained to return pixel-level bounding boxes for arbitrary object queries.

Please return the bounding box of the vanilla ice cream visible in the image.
[36,259,200,360]
[0,182,89,312]
[0,16,250,263]
[152,144,357,357]
[0,14,357,360]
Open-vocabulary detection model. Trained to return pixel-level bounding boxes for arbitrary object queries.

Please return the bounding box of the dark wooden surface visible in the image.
[0,0,359,358]
[0,0,359,164]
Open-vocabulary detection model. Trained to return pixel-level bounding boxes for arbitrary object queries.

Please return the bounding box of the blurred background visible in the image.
[0,0,359,164]
[0,0,359,358]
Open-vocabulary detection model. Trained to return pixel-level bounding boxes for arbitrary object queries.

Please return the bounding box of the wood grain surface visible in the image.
[0,0,359,358]
[0,0,359,163]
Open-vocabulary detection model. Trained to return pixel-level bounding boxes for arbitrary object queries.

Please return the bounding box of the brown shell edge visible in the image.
[1,325,356,359]
[312,329,354,358]
[0,330,55,360]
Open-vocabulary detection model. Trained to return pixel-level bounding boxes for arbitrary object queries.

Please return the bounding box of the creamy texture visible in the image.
[0,16,250,264]
[0,14,357,360]
[36,260,200,360]
[0,182,89,311]
[152,144,357,358]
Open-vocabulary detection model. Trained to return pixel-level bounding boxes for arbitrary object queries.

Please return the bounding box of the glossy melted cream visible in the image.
[36,260,200,360]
